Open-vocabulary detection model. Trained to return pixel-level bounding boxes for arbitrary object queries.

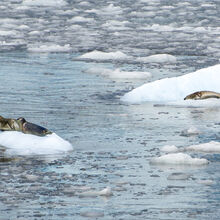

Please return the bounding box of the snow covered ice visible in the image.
[0,131,73,155]
[122,64,220,103]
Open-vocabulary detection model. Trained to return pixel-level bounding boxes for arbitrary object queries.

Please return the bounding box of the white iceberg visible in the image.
[121,64,220,103]
[0,131,73,156]
[150,153,208,166]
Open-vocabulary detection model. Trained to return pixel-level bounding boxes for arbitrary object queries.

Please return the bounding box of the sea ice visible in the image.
[121,64,220,103]
[22,0,67,6]
[160,145,179,153]
[167,172,191,180]
[180,126,200,137]
[77,187,113,197]
[70,16,94,23]
[186,141,220,153]
[85,67,151,80]
[28,44,72,53]
[0,131,73,155]
[137,54,176,63]
[78,50,130,61]
[150,153,208,165]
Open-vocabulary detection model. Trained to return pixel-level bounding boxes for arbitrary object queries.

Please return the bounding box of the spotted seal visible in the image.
[184,91,220,100]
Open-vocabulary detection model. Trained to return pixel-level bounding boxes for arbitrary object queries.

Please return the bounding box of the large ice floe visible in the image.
[121,64,220,103]
[0,131,73,156]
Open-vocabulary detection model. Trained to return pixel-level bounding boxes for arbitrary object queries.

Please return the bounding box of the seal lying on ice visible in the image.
[16,117,52,136]
[0,116,52,136]
[184,91,220,100]
[0,116,18,131]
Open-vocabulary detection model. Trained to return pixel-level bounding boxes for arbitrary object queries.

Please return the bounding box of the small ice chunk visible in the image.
[161,145,178,153]
[98,187,112,196]
[167,172,191,180]
[150,153,208,165]
[78,187,113,197]
[80,211,104,218]
[198,179,214,185]
[180,126,200,137]
[137,54,176,63]
[28,44,72,53]
[70,16,94,23]
[22,0,67,6]
[186,141,220,153]
[78,50,130,61]
[85,67,151,80]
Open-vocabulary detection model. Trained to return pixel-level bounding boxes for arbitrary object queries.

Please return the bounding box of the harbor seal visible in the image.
[16,117,52,136]
[0,116,19,131]
[0,116,52,136]
[184,91,220,100]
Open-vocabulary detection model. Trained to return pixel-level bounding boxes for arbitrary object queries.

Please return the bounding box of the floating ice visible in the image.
[137,54,176,63]
[70,16,95,23]
[180,126,200,137]
[80,211,104,218]
[78,187,113,197]
[0,131,73,156]
[121,64,220,103]
[161,145,179,153]
[85,67,151,80]
[167,172,191,180]
[150,153,208,165]
[78,50,130,61]
[86,4,123,16]
[0,30,19,36]
[198,179,214,185]
[28,44,72,53]
[186,141,220,153]
[22,0,67,6]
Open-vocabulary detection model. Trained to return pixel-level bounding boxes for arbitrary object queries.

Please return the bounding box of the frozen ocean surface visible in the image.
[0,0,220,219]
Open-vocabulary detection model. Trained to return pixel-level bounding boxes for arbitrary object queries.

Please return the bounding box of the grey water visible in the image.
[0,0,220,219]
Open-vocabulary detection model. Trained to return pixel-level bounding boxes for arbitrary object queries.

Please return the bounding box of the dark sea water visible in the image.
[0,0,220,219]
